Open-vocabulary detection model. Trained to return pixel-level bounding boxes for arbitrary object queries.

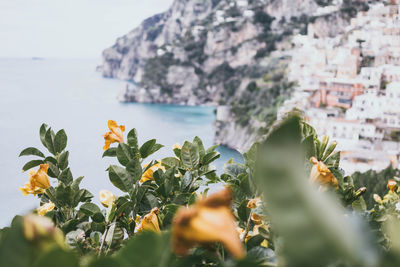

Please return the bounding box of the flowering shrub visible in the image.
[1,116,400,267]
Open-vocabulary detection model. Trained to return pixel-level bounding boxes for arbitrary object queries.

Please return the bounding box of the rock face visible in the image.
[101,0,356,152]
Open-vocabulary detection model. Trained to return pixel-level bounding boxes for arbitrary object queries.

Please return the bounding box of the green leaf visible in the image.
[56,184,73,207]
[202,151,220,165]
[161,204,180,227]
[32,246,79,267]
[22,160,44,172]
[57,151,69,170]
[105,223,124,248]
[193,136,205,158]
[237,200,250,222]
[39,123,48,149]
[246,235,265,251]
[102,147,117,157]
[54,129,67,153]
[127,128,139,151]
[181,141,199,170]
[58,168,73,185]
[116,143,133,166]
[140,139,156,158]
[71,176,84,190]
[0,216,30,267]
[47,162,60,178]
[79,203,101,216]
[44,128,55,155]
[126,157,142,182]
[19,147,45,158]
[206,144,219,153]
[86,257,124,267]
[108,165,134,192]
[116,232,173,267]
[161,157,181,168]
[255,116,378,267]
[181,171,193,190]
[247,247,276,265]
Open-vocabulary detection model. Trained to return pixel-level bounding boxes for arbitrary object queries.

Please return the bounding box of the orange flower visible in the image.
[19,164,50,196]
[140,162,165,183]
[251,213,263,225]
[103,120,125,150]
[247,197,261,209]
[387,179,398,193]
[136,207,161,233]
[172,188,245,259]
[309,157,338,189]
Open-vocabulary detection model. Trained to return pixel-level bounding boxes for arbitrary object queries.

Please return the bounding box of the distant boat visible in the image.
[31,57,44,60]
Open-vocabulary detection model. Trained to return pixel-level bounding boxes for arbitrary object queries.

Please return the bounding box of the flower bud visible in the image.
[387,179,398,193]
[373,194,382,203]
[37,202,55,216]
[23,214,64,247]
[99,190,116,208]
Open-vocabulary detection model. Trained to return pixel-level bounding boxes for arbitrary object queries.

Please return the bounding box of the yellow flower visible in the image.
[173,143,182,150]
[247,197,261,209]
[30,164,50,189]
[19,164,50,196]
[99,190,116,207]
[103,120,125,150]
[309,157,338,189]
[140,161,165,183]
[251,213,263,225]
[261,239,268,248]
[373,194,382,204]
[37,202,55,216]
[387,179,398,193]
[19,182,45,196]
[136,207,161,233]
[172,188,245,259]
[23,214,64,247]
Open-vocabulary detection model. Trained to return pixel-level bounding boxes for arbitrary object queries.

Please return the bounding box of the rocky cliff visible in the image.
[102,0,363,152]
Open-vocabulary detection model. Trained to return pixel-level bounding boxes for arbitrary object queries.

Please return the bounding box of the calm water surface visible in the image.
[0,58,241,227]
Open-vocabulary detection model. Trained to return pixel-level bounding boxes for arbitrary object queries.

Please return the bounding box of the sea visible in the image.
[0,58,242,227]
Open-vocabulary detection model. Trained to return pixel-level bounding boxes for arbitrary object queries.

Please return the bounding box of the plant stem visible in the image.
[99,225,110,256]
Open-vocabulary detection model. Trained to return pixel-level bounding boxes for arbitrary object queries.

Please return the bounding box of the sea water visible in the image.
[0,58,242,227]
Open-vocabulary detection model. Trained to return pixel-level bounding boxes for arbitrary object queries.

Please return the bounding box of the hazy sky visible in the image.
[0,0,174,58]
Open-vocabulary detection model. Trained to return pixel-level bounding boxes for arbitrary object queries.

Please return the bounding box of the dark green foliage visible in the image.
[353,166,400,208]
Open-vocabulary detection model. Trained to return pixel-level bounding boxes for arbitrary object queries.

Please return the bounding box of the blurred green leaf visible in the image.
[117,143,133,166]
[45,128,56,155]
[32,246,79,267]
[80,203,101,217]
[255,117,378,267]
[127,128,139,151]
[140,139,156,159]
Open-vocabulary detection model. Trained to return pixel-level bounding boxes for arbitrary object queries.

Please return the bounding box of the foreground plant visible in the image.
[1,117,400,267]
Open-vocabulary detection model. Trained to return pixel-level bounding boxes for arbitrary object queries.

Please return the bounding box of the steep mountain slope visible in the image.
[101,0,362,151]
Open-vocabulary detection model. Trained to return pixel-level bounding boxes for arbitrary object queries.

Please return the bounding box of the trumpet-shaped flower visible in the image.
[103,120,125,150]
[247,197,261,209]
[99,190,116,207]
[19,164,50,196]
[140,162,165,183]
[309,157,338,189]
[172,188,245,259]
[387,179,398,193]
[37,202,55,216]
[136,207,161,233]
